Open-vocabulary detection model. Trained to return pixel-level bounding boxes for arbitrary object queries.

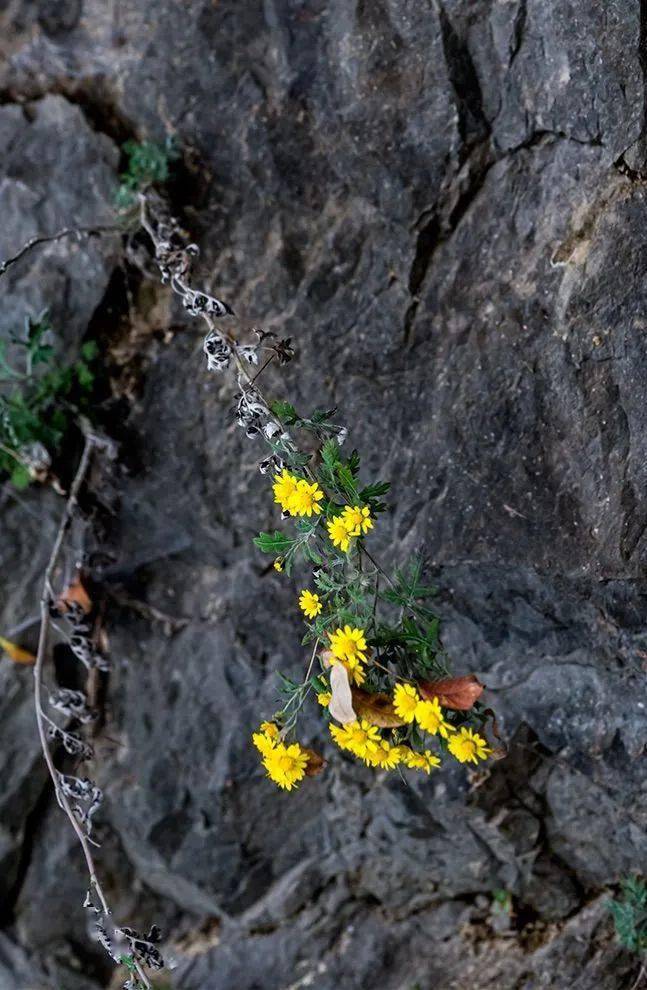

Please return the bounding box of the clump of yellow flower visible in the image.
[366,739,401,769]
[328,624,368,685]
[252,722,309,790]
[342,504,374,536]
[447,727,492,764]
[272,469,299,512]
[299,589,322,619]
[327,514,353,552]
[415,697,455,739]
[393,683,419,723]
[317,691,332,707]
[330,719,381,759]
[288,479,324,517]
[273,558,284,572]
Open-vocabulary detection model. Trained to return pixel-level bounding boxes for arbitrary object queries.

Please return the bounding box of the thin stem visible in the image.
[0,225,122,278]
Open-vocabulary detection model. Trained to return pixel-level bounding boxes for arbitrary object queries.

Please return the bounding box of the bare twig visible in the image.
[0,225,122,278]
[32,432,153,989]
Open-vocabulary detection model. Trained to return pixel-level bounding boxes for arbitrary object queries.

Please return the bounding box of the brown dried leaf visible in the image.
[419,674,484,710]
[482,707,508,760]
[351,688,405,728]
[0,635,36,665]
[303,748,326,777]
[58,577,92,615]
[328,662,357,724]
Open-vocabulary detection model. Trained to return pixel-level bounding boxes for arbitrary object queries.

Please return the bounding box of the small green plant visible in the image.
[115,138,179,210]
[0,312,98,487]
[609,876,647,955]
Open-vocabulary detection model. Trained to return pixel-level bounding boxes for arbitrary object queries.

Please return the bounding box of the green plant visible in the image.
[609,876,647,955]
[0,312,98,487]
[115,138,179,210]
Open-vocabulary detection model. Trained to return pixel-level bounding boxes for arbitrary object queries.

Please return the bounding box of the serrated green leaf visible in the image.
[253,531,297,555]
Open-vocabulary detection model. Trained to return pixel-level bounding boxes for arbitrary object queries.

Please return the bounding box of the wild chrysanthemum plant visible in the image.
[0,312,99,487]
[131,170,503,794]
[609,876,647,956]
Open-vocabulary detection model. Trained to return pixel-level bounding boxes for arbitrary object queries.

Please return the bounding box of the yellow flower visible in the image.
[328,625,368,664]
[273,558,284,572]
[415,698,455,738]
[260,722,279,739]
[273,469,299,512]
[317,691,332,707]
[342,504,374,537]
[366,740,401,770]
[328,625,368,685]
[447,727,492,765]
[327,515,353,552]
[419,750,441,774]
[262,741,309,790]
[329,719,381,759]
[288,479,324,517]
[401,747,427,770]
[252,721,280,757]
[393,683,420,723]
[299,589,322,619]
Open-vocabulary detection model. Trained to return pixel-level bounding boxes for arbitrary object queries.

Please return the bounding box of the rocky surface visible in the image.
[0,2,646,988]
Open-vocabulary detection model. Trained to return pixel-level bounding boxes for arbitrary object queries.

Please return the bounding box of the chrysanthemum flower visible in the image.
[415,697,455,738]
[420,750,441,773]
[366,740,401,769]
[401,747,427,770]
[342,504,374,537]
[262,741,309,790]
[299,589,322,619]
[273,470,299,512]
[327,515,353,552]
[328,625,368,685]
[252,721,279,757]
[288,479,324,517]
[328,625,368,664]
[329,719,380,759]
[393,683,420,723]
[273,558,284,572]
[317,691,332,707]
[447,727,492,765]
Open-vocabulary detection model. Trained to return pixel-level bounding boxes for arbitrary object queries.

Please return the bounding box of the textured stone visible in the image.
[0,2,646,989]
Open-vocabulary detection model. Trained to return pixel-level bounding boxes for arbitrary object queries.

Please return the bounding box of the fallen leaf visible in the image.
[351,688,405,728]
[482,707,508,759]
[57,577,92,614]
[419,674,484,710]
[0,636,36,665]
[303,748,326,776]
[328,662,357,724]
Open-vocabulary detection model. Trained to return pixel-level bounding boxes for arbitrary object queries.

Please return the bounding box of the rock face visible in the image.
[0,2,646,988]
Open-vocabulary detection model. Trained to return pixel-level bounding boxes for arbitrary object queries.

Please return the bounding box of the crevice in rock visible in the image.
[0,776,53,927]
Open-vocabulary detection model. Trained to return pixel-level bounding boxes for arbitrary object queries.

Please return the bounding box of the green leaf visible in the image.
[336,463,360,503]
[321,438,342,472]
[253,531,297,555]
[270,399,298,424]
[359,480,391,501]
[10,464,31,489]
[81,340,99,361]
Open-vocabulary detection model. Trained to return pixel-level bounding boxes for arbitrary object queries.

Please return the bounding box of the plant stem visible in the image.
[0,225,122,279]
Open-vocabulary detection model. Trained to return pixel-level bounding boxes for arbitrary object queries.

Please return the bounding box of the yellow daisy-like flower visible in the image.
[447,727,492,765]
[317,691,332,707]
[288,479,324,517]
[366,740,401,770]
[327,515,353,552]
[299,589,322,619]
[252,726,277,757]
[273,469,299,512]
[393,683,420,724]
[328,625,368,685]
[342,504,374,537]
[260,722,279,739]
[415,697,455,738]
[273,558,284,572]
[400,747,427,770]
[328,625,368,664]
[262,741,309,790]
[329,719,381,759]
[419,750,441,774]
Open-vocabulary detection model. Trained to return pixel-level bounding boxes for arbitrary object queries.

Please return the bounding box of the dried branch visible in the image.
[0,225,122,278]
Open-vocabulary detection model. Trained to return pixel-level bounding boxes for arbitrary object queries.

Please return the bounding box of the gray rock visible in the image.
[0,2,645,989]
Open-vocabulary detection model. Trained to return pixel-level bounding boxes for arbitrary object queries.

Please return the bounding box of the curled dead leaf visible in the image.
[482,707,508,760]
[328,662,357,724]
[0,635,36,665]
[419,674,484,710]
[57,577,92,615]
[303,748,326,777]
[351,688,405,728]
